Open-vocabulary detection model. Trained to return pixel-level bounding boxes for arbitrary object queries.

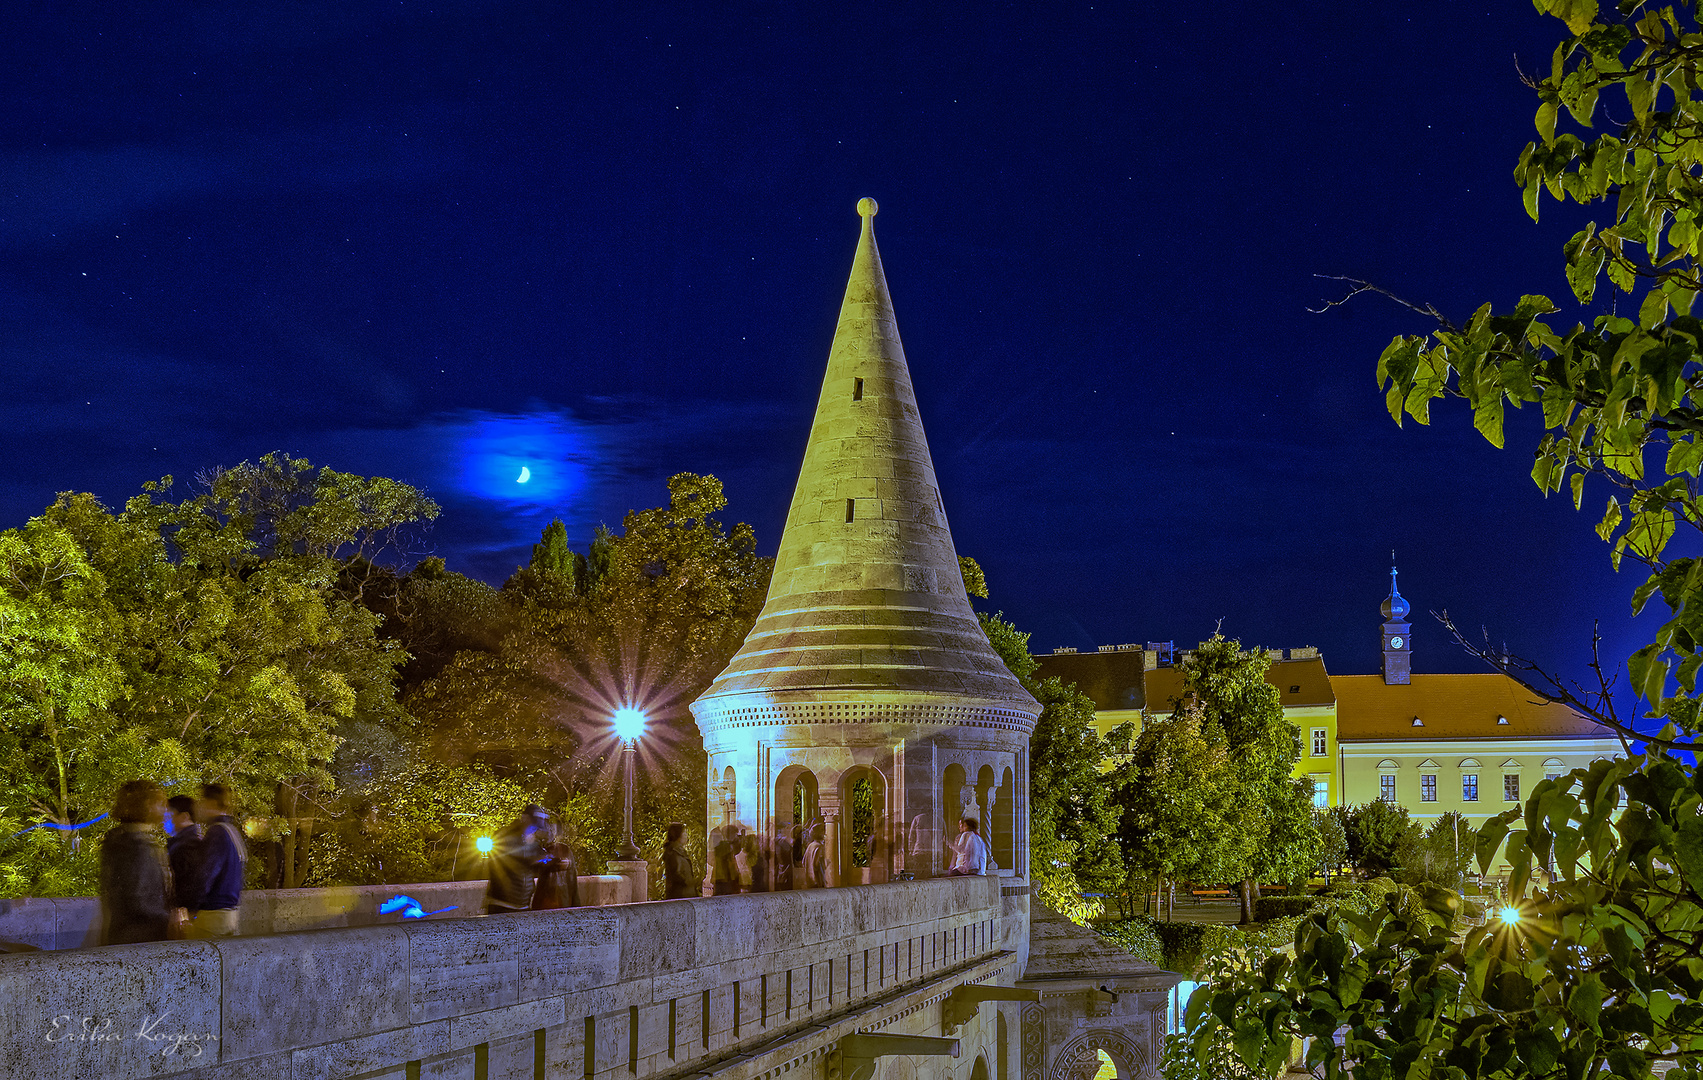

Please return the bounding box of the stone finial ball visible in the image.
[857,197,878,218]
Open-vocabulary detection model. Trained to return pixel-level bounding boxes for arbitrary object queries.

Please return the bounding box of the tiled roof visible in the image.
[1031,651,1146,711]
[1142,657,1335,713]
[1332,673,1612,741]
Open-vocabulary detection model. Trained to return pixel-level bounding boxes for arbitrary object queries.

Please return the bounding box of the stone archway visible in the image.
[1048,1029,1146,1080]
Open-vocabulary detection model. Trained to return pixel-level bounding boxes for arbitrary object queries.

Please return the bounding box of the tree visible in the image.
[1314,808,1348,881]
[0,455,441,894]
[1157,636,1319,922]
[1345,799,1421,879]
[1112,702,1240,920]
[1180,6,1703,1077]
[978,608,1122,922]
[1412,810,1474,891]
[405,473,768,888]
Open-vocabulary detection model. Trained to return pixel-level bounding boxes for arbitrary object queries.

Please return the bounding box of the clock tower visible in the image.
[1380,566,1411,684]
[1382,562,1410,681]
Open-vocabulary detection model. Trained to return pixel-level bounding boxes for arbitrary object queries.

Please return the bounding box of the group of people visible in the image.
[657,813,990,899]
[98,780,247,944]
[482,804,581,913]
[94,792,991,945]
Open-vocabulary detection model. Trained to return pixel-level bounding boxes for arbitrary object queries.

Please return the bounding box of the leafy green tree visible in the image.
[1178,6,1703,1077]
[1411,810,1474,891]
[978,609,1121,922]
[1158,636,1318,922]
[1314,807,1348,880]
[408,474,766,892]
[0,454,439,894]
[1345,799,1421,879]
[1111,702,1240,920]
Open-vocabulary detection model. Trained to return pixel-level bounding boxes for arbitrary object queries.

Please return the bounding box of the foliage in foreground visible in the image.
[1182,4,1703,1076]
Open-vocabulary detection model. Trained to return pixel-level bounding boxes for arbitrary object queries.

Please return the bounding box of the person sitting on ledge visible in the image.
[946,816,988,877]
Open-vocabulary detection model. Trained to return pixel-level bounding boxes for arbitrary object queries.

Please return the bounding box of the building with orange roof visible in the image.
[1032,643,1341,804]
[1332,570,1622,854]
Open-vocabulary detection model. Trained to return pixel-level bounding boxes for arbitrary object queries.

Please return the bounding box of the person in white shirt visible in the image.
[947,817,988,876]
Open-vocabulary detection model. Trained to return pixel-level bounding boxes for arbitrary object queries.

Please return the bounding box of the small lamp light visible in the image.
[1497,905,1522,927]
[475,836,494,855]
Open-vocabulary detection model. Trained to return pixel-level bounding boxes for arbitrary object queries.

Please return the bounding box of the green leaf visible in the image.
[1641,287,1671,329]
[1537,99,1559,143]
[1628,642,1668,702]
[1571,471,1585,509]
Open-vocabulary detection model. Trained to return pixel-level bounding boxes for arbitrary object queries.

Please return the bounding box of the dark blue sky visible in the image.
[0,3,1658,690]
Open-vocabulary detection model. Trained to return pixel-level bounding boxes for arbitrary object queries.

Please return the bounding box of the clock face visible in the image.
[1389,635,1405,650]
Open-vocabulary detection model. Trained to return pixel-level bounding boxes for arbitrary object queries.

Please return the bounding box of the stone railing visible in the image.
[0,875,640,951]
[0,875,1021,1080]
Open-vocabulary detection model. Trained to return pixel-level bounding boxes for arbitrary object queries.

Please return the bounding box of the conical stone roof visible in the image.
[695,200,1039,722]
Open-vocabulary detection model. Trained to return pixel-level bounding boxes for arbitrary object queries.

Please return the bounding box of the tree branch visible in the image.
[1307,276,1458,332]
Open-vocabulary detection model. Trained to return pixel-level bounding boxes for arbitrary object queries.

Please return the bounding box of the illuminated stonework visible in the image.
[691,200,1039,884]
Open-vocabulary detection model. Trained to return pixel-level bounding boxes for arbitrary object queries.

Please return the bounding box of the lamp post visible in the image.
[613,708,646,861]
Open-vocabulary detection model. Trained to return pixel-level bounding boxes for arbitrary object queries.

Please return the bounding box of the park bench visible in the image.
[1190,888,1233,898]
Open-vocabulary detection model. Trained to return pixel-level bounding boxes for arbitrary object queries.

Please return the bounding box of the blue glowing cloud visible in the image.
[455,412,592,506]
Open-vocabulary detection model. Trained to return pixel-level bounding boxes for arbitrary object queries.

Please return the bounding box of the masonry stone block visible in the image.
[695,890,801,966]
[288,1018,449,1080]
[448,995,564,1049]
[516,907,621,1002]
[539,1018,584,1080]
[0,896,58,950]
[488,1030,538,1080]
[217,925,409,1063]
[423,1046,478,1079]
[161,1048,293,1079]
[0,940,219,1080]
[406,917,521,1023]
[617,898,695,981]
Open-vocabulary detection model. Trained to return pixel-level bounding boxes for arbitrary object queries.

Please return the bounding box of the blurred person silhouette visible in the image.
[485,805,552,914]
[99,780,183,944]
[164,794,202,916]
[745,833,770,893]
[531,833,581,909]
[187,783,246,938]
[711,826,740,895]
[662,822,697,899]
[773,828,793,890]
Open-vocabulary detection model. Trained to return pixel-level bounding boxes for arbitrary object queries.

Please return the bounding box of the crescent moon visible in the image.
[517,467,531,484]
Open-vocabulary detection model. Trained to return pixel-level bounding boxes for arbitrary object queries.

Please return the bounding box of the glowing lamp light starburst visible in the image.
[613,707,647,742]
[474,836,494,855]
[1497,905,1522,927]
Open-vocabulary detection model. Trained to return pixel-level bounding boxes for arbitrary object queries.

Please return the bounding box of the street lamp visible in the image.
[613,708,647,861]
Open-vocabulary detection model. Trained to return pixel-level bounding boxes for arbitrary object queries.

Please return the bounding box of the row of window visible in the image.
[1378,770,1562,803]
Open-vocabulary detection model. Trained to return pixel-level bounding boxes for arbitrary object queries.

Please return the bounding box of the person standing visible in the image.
[532,839,581,910]
[947,817,988,877]
[98,781,179,945]
[165,795,202,915]
[188,783,246,938]
[662,822,697,899]
[485,805,552,913]
[745,834,770,893]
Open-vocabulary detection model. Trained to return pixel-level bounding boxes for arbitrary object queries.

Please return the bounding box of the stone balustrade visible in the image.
[0,876,642,952]
[0,875,1021,1080]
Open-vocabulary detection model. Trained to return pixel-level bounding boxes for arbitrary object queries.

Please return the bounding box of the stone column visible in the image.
[610,859,649,904]
[820,790,842,888]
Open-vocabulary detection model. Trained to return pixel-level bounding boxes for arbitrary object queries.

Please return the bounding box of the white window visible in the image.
[1504,774,1521,803]
[1312,779,1329,809]
[1463,774,1479,802]
[1311,728,1327,756]
[1420,774,1437,802]
[1379,774,1396,802]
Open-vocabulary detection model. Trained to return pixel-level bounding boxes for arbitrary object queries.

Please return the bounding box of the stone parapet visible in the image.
[0,877,635,952]
[0,875,1010,1080]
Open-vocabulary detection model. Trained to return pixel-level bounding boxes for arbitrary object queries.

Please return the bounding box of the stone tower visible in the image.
[690,199,1040,887]
[1381,566,1412,685]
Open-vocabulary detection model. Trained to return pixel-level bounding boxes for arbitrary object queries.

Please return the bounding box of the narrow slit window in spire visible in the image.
[853,378,864,401]
[846,499,855,523]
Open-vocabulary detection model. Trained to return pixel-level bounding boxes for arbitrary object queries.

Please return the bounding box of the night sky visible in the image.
[0,3,1661,694]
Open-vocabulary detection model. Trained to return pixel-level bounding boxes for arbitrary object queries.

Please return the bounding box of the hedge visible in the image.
[1252,894,1321,921]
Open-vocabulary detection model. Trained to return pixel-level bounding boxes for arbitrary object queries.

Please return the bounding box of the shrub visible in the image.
[1253,894,1320,921]
[1096,919,1163,967]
